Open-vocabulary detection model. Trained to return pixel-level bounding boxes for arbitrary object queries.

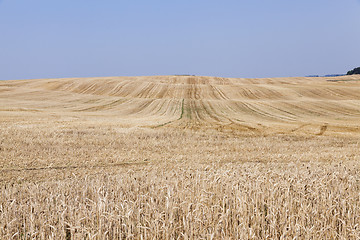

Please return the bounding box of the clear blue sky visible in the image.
[1,0,359,80]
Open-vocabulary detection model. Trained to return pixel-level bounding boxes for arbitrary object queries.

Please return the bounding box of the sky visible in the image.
[0,0,359,80]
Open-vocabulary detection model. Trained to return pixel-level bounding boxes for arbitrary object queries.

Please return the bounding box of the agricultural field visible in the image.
[1,75,360,239]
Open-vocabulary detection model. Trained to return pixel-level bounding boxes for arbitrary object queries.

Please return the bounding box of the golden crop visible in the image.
[1,75,360,239]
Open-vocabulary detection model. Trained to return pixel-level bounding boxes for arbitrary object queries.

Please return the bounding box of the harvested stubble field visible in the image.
[0,75,360,239]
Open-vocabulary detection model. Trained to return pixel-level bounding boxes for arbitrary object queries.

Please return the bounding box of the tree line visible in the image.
[347,67,360,75]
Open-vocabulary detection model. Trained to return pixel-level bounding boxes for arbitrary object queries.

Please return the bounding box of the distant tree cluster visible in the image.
[347,67,360,75]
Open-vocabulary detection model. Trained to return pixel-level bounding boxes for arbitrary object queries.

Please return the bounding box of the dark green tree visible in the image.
[347,67,360,75]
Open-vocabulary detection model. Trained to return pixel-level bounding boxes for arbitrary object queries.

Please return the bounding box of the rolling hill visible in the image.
[1,75,360,136]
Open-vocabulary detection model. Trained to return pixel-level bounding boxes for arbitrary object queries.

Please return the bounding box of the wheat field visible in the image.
[1,75,360,239]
